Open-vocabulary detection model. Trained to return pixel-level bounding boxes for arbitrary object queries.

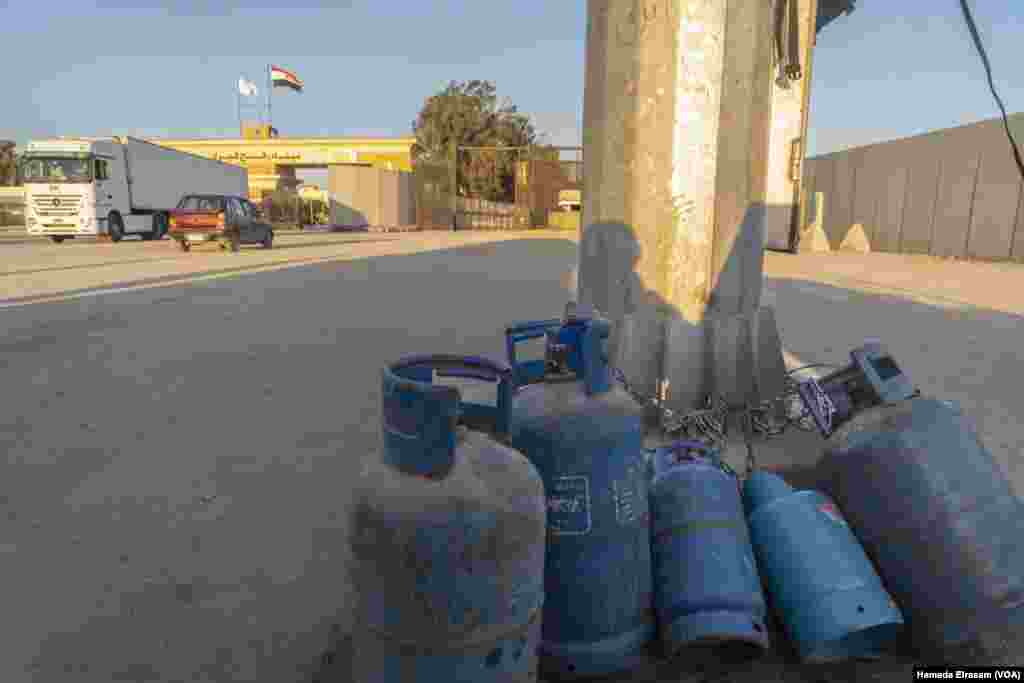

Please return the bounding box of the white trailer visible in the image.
[21,136,248,243]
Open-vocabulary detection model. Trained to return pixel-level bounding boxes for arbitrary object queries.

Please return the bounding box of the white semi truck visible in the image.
[20,136,248,243]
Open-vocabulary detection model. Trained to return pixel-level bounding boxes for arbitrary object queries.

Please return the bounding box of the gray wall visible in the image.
[327,165,415,228]
[803,114,1024,262]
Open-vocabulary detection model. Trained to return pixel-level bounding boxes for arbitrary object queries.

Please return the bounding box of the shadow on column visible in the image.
[576,202,793,420]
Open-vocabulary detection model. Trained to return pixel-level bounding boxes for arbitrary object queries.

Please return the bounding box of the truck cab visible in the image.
[21,138,130,243]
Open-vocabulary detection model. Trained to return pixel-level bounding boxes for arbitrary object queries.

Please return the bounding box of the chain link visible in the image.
[541,303,832,475]
[612,365,831,475]
[800,376,837,435]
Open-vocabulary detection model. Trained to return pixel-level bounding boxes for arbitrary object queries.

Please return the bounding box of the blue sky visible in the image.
[2,0,1022,166]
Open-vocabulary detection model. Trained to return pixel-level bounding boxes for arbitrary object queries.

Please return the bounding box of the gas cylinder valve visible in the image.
[797,341,917,437]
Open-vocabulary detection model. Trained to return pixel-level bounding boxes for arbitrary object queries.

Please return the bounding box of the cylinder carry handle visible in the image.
[382,354,513,477]
[505,314,612,396]
[504,318,563,388]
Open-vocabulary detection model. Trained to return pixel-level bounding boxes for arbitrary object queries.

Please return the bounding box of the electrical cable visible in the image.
[774,0,804,86]
[786,363,839,375]
[958,0,1024,181]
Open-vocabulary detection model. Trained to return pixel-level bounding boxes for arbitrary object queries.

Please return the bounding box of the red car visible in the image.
[168,194,274,252]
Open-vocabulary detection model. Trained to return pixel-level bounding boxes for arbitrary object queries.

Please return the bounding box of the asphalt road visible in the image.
[1,232,1021,681]
[1,231,579,682]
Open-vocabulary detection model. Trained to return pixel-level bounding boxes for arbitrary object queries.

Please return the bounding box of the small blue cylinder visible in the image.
[648,442,770,657]
[744,471,905,663]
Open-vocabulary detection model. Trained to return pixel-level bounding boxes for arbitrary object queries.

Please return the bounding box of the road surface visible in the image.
[0,232,1020,681]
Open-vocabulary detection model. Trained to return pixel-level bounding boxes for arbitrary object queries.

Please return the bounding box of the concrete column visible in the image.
[579,0,778,416]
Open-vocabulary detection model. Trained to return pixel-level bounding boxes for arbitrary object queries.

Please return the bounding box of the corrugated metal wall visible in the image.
[803,114,1024,261]
[327,165,416,228]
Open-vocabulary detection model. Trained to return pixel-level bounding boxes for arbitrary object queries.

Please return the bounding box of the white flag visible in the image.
[238,78,259,97]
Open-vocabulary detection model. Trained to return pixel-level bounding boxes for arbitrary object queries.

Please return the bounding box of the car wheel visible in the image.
[108,214,124,243]
[262,230,273,249]
[50,236,66,244]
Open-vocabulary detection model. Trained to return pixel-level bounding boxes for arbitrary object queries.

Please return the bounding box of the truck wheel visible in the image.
[50,236,66,244]
[262,231,273,249]
[108,214,124,243]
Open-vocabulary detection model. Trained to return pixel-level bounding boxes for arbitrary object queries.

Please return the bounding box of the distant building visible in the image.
[149,125,415,201]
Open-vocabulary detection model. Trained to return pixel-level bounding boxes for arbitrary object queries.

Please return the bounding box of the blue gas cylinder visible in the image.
[506,311,655,679]
[819,397,1024,650]
[647,441,770,657]
[743,470,905,663]
[350,355,547,682]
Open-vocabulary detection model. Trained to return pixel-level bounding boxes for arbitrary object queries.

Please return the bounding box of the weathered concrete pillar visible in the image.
[579,0,779,417]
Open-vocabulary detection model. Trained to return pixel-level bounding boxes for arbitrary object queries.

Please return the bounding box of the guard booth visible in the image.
[549,189,581,231]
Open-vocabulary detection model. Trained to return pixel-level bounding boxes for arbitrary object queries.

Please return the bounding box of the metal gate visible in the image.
[455,146,528,230]
[413,145,583,231]
[413,160,453,230]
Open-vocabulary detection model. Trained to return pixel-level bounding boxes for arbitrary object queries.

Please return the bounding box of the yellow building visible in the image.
[149,125,415,201]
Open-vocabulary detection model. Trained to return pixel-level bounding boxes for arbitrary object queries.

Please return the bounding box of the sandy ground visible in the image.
[762,250,1024,484]
[0,232,1021,682]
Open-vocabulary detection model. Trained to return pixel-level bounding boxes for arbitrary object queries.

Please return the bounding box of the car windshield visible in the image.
[21,156,93,183]
[177,196,225,212]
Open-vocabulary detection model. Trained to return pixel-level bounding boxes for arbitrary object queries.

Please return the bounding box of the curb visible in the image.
[330,225,425,234]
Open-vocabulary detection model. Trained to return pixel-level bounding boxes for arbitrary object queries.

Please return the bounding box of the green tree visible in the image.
[0,144,17,186]
[411,80,541,203]
[262,188,303,225]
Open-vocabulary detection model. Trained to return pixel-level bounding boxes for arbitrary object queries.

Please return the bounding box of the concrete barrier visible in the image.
[797,192,831,253]
[839,223,871,253]
[803,113,1024,262]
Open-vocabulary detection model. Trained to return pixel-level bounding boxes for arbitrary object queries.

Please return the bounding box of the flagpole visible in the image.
[266,64,272,131]
[236,78,242,135]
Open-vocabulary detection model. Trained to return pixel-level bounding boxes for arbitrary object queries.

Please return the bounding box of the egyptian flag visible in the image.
[271,65,303,92]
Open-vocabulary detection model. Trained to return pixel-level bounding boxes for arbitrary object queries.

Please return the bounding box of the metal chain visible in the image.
[611,365,836,474]
[801,376,837,435]
[544,304,834,473]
